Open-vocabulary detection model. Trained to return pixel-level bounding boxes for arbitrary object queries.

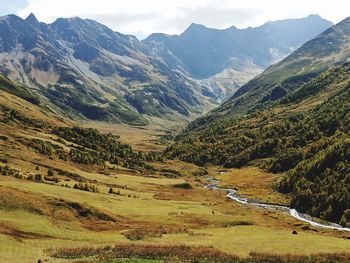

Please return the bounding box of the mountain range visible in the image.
[144,15,332,79]
[0,13,332,125]
[2,9,350,261]
[184,16,350,131]
[144,15,332,100]
[167,16,350,226]
[0,14,208,125]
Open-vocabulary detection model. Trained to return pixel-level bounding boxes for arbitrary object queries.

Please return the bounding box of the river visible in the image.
[205,177,350,232]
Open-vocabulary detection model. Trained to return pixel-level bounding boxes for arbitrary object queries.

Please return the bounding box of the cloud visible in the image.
[0,0,29,16]
[85,12,161,38]
[16,0,261,39]
[84,4,259,38]
[13,0,348,39]
[155,5,260,33]
[87,12,160,28]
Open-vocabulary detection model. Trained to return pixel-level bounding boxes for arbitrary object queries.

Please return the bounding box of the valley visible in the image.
[0,8,350,263]
[1,86,350,262]
[0,13,332,127]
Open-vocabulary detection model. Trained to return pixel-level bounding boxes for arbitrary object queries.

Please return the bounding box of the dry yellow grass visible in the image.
[156,225,350,257]
[1,97,350,263]
[213,167,289,205]
[80,121,168,152]
[0,90,71,127]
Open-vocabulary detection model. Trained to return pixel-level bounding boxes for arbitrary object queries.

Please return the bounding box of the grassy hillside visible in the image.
[2,76,350,262]
[167,62,350,226]
[0,74,40,105]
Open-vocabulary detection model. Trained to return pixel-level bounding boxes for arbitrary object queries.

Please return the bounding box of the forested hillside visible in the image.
[188,16,350,130]
[166,62,350,226]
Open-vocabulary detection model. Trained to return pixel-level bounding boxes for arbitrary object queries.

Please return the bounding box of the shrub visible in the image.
[47,168,54,176]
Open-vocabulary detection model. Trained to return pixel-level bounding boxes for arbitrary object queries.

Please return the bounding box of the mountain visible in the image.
[167,61,350,226]
[3,67,350,263]
[167,16,350,169]
[1,13,350,261]
[0,14,217,125]
[144,15,332,99]
[205,16,350,118]
[168,59,350,162]
[166,17,350,226]
[0,14,333,125]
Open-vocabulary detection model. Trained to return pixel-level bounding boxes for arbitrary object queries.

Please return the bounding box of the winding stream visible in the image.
[205,177,350,232]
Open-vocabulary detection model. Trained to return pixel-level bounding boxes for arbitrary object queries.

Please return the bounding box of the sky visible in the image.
[1,0,349,39]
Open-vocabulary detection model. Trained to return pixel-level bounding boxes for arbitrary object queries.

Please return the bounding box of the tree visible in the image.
[35,174,42,181]
[47,168,54,176]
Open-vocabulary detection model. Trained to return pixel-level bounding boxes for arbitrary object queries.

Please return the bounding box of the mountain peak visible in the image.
[306,14,333,24]
[0,14,22,22]
[307,14,322,18]
[25,13,39,25]
[183,23,208,34]
[51,16,85,27]
[227,25,238,31]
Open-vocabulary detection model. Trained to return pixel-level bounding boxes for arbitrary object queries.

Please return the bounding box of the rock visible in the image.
[292,230,298,235]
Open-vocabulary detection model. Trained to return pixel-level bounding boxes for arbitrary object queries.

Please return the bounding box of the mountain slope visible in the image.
[144,15,332,80]
[0,14,333,124]
[207,16,350,118]
[0,14,216,125]
[165,17,350,226]
[3,72,350,262]
[0,71,164,174]
[166,61,350,226]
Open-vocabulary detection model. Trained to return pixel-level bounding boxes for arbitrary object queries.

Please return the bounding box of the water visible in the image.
[205,177,350,232]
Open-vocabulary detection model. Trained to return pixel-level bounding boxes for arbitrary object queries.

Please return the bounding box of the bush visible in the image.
[47,168,54,176]
[35,174,42,181]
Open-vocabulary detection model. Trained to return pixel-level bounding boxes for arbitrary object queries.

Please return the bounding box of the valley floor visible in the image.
[0,94,349,262]
[1,143,350,262]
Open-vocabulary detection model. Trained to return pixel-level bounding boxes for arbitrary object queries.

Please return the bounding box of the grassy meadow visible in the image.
[1,92,350,262]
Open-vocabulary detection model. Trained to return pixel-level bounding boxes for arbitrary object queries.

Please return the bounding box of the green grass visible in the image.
[0,74,40,105]
[1,92,350,263]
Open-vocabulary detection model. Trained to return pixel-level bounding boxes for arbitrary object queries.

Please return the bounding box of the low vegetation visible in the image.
[1,106,161,172]
[1,61,350,263]
[47,244,350,263]
[0,75,40,105]
[167,63,350,226]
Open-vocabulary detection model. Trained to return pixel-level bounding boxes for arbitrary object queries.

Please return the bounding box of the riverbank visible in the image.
[205,177,350,232]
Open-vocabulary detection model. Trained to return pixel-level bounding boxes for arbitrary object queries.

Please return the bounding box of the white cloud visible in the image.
[16,0,349,39]
[0,0,29,16]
